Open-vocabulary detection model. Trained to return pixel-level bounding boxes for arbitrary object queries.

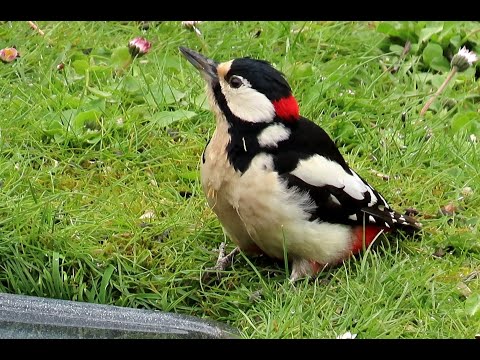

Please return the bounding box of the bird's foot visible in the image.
[202,243,240,283]
[213,243,240,272]
[289,258,327,283]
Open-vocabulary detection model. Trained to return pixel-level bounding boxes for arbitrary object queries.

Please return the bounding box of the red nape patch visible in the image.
[351,226,391,255]
[272,95,299,121]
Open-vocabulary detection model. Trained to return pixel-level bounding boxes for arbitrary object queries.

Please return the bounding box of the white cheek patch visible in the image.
[220,79,275,123]
[257,123,291,148]
[290,156,368,201]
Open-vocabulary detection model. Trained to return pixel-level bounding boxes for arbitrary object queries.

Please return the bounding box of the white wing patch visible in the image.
[290,155,368,201]
[257,123,291,148]
[330,195,341,205]
[351,170,378,206]
[220,77,275,123]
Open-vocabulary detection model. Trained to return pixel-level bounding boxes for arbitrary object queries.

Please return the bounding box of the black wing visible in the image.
[273,117,422,231]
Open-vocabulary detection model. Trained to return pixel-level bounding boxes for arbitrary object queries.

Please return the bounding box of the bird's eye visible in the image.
[229,76,243,89]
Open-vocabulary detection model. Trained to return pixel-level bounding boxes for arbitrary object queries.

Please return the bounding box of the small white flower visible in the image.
[421,46,478,116]
[461,186,473,197]
[336,331,357,339]
[457,46,478,66]
[451,47,478,72]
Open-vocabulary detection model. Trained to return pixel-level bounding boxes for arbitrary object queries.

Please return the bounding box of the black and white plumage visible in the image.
[180,47,422,281]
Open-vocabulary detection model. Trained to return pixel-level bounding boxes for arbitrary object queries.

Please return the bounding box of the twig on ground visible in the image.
[27,21,44,36]
[383,41,411,74]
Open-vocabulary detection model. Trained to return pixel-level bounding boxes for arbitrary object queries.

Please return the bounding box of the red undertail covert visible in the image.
[351,226,390,255]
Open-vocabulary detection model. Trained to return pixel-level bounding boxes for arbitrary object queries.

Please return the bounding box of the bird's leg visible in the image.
[289,258,326,283]
[213,242,240,272]
[202,242,240,282]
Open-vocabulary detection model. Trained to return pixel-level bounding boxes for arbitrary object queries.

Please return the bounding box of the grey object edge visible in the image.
[0,292,240,339]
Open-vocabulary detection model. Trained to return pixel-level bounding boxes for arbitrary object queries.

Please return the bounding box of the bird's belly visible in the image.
[200,145,261,254]
[201,151,354,264]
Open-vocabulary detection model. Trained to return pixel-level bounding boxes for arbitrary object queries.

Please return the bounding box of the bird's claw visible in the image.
[201,243,240,283]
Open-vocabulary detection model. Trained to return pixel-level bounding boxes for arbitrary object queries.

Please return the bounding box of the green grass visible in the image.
[1,21,479,338]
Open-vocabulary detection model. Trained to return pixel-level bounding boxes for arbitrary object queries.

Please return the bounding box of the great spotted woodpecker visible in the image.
[180,47,422,282]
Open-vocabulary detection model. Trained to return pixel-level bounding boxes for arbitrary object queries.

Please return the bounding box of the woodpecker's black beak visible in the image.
[179,46,218,82]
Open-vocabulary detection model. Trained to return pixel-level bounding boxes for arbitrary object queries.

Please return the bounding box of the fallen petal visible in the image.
[139,209,155,220]
[336,331,357,339]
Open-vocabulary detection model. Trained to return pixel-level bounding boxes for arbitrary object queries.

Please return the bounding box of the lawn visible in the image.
[0,21,479,339]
